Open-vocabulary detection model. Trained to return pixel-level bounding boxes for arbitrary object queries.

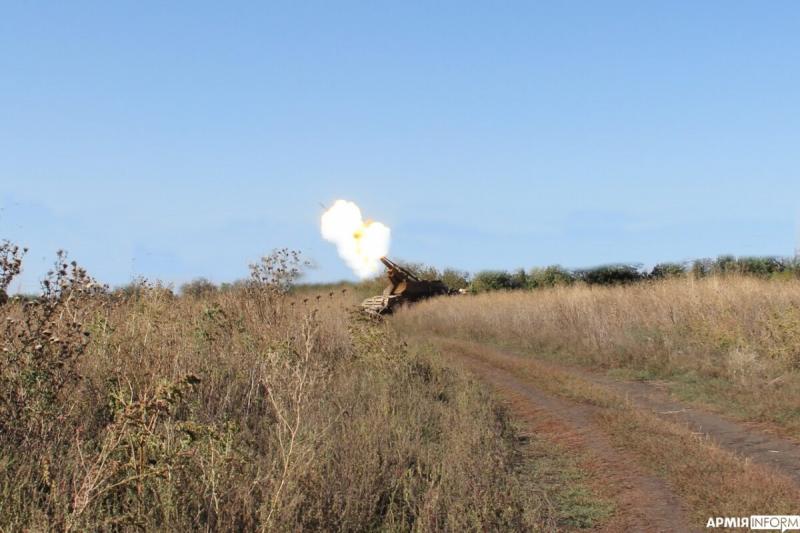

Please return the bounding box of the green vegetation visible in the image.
[470,270,522,292]
[158,254,800,303]
[469,255,799,292]
[297,254,800,296]
[179,277,218,298]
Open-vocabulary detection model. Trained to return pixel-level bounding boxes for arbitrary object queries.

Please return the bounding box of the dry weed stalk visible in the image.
[0,240,25,305]
[260,311,321,529]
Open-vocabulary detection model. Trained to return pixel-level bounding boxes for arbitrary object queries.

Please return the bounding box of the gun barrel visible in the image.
[380,257,420,281]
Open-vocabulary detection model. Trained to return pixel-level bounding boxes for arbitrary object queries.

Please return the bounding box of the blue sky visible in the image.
[2,2,799,291]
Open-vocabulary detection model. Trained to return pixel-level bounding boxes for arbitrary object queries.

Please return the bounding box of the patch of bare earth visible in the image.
[430,337,800,532]
[458,353,694,532]
[568,366,800,485]
[465,340,800,485]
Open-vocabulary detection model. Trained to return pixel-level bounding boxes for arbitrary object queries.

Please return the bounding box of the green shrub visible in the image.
[470,270,520,292]
[528,265,576,288]
[441,268,470,290]
[691,258,713,278]
[733,256,786,277]
[575,264,644,286]
[712,255,738,275]
[180,277,218,298]
[650,262,687,279]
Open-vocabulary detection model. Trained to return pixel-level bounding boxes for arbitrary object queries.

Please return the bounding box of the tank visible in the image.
[360,257,453,315]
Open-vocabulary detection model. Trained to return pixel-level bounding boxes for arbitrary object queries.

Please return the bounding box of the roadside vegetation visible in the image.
[394,275,800,437]
[0,241,604,531]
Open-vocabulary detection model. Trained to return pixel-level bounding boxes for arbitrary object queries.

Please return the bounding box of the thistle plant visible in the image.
[0,240,26,304]
[1,250,105,446]
[248,249,310,324]
[249,248,309,294]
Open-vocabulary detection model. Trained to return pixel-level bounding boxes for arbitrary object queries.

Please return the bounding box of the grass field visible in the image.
[394,277,800,526]
[0,250,609,531]
[394,275,800,436]
[4,245,800,530]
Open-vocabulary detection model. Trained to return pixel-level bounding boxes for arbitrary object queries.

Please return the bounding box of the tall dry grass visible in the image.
[394,276,800,434]
[0,250,561,531]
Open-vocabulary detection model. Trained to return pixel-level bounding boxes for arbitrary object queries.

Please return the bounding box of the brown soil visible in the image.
[445,342,696,532]
[465,339,800,485]
[432,338,800,532]
[569,365,800,485]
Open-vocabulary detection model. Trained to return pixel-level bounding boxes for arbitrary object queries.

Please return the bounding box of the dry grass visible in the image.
[428,339,800,525]
[0,250,603,531]
[394,276,800,435]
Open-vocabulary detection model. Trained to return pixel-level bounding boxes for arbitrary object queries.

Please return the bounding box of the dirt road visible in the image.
[431,337,800,532]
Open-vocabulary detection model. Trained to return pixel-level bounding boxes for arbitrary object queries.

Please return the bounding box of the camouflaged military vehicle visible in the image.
[360,257,453,315]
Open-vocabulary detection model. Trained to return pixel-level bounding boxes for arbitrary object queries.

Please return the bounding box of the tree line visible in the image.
[146,254,800,298]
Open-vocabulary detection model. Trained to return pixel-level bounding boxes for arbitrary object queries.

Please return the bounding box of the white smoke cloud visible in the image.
[321,200,390,278]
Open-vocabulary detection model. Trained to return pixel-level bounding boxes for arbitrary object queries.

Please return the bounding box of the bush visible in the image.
[732,256,786,277]
[441,268,470,291]
[219,279,251,292]
[575,264,644,286]
[470,270,519,292]
[691,256,789,278]
[510,268,528,289]
[180,277,218,298]
[713,254,738,275]
[528,265,575,288]
[650,262,687,279]
[691,258,713,278]
[113,278,174,300]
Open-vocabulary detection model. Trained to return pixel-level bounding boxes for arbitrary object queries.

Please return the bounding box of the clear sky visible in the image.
[2,2,799,291]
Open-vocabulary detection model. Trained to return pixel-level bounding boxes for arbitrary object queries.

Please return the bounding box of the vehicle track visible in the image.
[457,353,694,532]
[442,338,800,485]
[565,364,800,484]
[432,337,800,532]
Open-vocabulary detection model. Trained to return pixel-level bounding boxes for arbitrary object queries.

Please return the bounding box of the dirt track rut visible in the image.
[433,338,800,532]
[566,365,800,484]
[458,353,694,532]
